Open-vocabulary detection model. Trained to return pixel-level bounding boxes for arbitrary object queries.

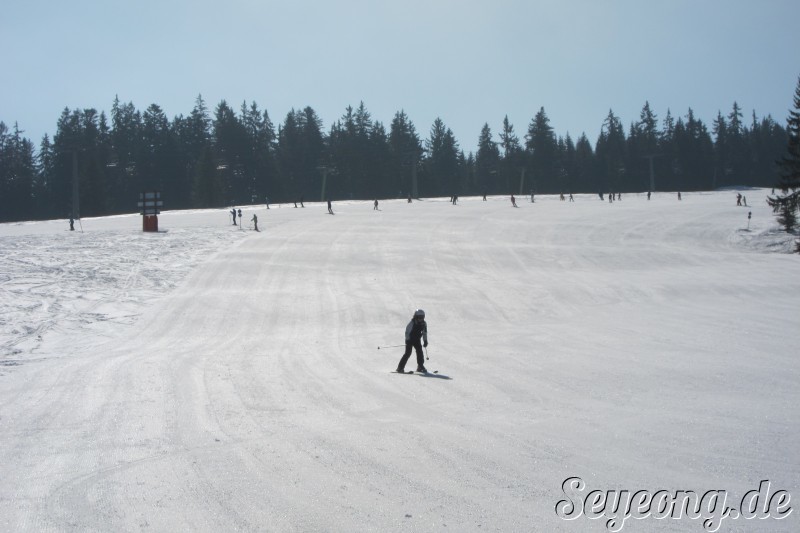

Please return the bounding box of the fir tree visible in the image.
[0,123,37,221]
[499,115,521,159]
[573,133,594,193]
[712,111,728,188]
[727,102,748,184]
[192,145,223,208]
[767,75,800,251]
[499,115,525,193]
[526,107,557,193]
[36,133,56,216]
[595,109,626,193]
[475,123,499,194]
[368,120,391,198]
[424,117,460,196]
[388,110,423,197]
[109,97,142,210]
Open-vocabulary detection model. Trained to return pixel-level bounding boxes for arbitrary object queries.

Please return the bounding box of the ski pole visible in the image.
[377,344,405,350]
[425,347,429,360]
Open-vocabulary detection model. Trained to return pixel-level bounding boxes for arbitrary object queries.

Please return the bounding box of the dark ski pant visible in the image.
[398,340,424,370]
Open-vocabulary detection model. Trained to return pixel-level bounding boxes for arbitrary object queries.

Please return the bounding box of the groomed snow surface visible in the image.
[0,190,798,532]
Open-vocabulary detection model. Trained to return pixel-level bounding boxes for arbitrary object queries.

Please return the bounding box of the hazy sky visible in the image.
[2,0,798,154]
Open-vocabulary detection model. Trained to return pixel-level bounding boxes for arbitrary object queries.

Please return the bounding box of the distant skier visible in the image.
[511,194,517,207]
[300,195,305,208]
[742,195,747,207]
[736,193,742,206]
[677,192,682,201]
[374,199,379,210]
[617,193,621,201]
[231,208,237,225]
[251,213,259,232]
[69,218,74,231]
[647,191,651,200]
[265,196,270,209]
[327,199,334,214]
[396,309,429,374]
[569,193,574,202]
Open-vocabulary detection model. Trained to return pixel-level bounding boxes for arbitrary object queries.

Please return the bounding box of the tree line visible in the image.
[767,76,800,252]
[0,95,790,223]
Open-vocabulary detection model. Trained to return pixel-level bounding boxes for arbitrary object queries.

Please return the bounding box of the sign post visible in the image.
[138,192,163,232]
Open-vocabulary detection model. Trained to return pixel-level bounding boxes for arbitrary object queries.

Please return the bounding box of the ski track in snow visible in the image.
[0,215,249,359]
[0,192,798,532]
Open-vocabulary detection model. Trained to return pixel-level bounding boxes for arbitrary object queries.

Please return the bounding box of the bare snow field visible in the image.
[0,190,798,532]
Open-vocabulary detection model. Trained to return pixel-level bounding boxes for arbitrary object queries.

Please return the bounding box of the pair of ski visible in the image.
[391,369,439,375]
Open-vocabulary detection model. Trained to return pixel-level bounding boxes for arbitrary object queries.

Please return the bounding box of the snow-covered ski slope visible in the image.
[1,190,798,532]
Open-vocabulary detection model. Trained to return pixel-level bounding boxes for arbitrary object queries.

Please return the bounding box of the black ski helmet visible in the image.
[414,309,425,320]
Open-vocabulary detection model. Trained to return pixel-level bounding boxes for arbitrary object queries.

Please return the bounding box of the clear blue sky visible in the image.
[2,0,798,154]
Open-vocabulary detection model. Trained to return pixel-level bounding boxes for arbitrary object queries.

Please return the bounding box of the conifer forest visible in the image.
[0,95,791,222]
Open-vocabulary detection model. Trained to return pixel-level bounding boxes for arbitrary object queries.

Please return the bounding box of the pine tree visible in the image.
[0,122,37,222]
[52,107,85,219]
[253,105,279,202]
[673,109,713,191]
[632,102,659,191]
[368,120,391,198]
[475,123,499,194]
[560,133,576,193]
[277,107,324,201]
[767,75,800,251]
[185,95,212,160]
[424,117,460,196]
[182,95,214,207]
[712,111,729,189]
[499,115,525,194]
[595,109,626,193]
[330,101,375,198]
[36,133,56,217]
[727,102,747,183]
[213,100,248,204]
[499,115,521,159]
[192,145,223,208]
[574,133,594,193]
[748,114,787,188]
[526,107,557,193]
[299,106,325,199]
[388,110,422,198]
[109,97,142,211]
[79,108,108,216]
[278,109,301,200]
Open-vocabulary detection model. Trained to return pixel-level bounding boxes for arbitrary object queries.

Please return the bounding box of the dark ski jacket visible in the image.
[405,319,428,345]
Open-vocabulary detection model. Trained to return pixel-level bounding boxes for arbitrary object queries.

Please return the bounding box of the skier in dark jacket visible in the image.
[397,309,429,373]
